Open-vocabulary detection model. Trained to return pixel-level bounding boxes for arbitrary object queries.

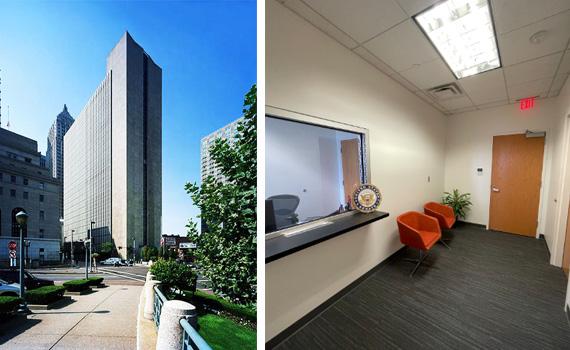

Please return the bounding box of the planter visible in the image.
[65,288,93,296]
[28,296,72,310]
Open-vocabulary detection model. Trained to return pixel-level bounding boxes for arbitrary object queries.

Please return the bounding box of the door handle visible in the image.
[492,187,500,192]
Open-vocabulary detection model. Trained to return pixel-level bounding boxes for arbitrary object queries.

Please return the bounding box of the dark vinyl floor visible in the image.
[275,223,570,350]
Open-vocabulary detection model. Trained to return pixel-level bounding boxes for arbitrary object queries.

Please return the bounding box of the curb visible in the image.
[137,283,158,350]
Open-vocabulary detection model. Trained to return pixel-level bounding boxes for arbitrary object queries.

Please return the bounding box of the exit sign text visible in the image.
[520,97,535,110]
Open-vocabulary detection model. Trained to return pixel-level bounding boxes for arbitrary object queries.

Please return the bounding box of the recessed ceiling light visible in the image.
[414,0,501,79]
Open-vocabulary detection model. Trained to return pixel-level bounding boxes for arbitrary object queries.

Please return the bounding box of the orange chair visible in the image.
[424,202,456,249]
[397,211,442,277]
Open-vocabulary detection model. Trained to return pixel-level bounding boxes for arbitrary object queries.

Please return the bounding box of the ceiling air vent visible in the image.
[426,83,463,101]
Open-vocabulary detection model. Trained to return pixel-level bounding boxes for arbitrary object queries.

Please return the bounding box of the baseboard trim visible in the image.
[566,304,570,328]
[266,246,407,349]
[457,220,485,229]
[538,234,551,260]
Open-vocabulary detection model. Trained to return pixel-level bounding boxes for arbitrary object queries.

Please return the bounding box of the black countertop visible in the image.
[265,211,389,263]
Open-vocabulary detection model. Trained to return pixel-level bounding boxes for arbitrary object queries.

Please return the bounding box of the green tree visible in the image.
[99,242,115,259]
[185,84,256,305]
[141,245,158,261]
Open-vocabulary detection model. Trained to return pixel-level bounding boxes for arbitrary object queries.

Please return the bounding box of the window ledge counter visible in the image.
[266,211,390,263]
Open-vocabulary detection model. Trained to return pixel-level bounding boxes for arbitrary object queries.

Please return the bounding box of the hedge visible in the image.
[63,279,92,292]
[0,296,22,314]
[192,290,256,321]
[87,277,104,286]
[25,285,66,305]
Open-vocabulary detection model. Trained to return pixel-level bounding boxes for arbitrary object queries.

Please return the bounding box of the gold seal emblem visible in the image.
[352,184,382,213]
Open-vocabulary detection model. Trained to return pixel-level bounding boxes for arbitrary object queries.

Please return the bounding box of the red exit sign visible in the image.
[520,97,535,110]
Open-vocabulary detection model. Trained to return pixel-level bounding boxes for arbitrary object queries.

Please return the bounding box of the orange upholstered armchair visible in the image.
[397,211,441,276]
[424,202,456,249]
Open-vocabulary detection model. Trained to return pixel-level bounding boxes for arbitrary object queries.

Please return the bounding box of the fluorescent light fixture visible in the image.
[414,0,501,79]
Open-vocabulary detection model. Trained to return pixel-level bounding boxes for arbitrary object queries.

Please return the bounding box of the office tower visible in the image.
[0,127,61,263]
[46,104,74,219]
[64,32,162,258]
[200,117,242,182]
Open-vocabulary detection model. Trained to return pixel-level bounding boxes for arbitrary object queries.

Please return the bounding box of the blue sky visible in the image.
[0,0,256,236]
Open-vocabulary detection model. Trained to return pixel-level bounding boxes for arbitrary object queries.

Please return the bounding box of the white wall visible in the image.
[444,101,559,241]
[266,0,447,340]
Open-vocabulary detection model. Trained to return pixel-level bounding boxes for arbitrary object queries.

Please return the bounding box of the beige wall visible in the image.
[266,0,447,340]
[443,101,559,238]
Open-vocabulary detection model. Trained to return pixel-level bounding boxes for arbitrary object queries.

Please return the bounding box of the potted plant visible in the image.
[442,189,472,220]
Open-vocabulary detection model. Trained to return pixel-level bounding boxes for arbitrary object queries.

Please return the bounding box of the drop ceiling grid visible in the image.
[278,0,570,114]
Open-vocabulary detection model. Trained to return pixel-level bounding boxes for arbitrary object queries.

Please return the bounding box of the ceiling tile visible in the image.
[458,69,507,105]
[283,0,359,49]
[504,53,562,86]
[353,47,396,76]
[507,77,553,100]
[549,73,569,93]
[390,72,420,92]
[492,0,570,34]
[498,11,570,66]
[449,106,478,114]
[438,96,474,110]
[400,58,456,89]
[558,51,570,74]
[303,0,408,43]
[394,0,441,17]
[364,20,440,72]
[476,99,509,110]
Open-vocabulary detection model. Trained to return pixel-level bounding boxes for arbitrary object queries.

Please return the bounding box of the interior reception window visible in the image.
[265,115,367,234]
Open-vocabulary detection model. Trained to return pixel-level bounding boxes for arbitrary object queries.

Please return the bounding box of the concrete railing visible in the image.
[145,274,211,350]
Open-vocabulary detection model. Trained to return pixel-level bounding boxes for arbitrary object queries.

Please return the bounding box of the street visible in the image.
[29,265,212,290]
[30,265,149,286]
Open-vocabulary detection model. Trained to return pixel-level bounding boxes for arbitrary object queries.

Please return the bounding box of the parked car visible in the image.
[0,278,20,296]
[100,257,122,266]
[0,269,54,290]
[123,259,134,266]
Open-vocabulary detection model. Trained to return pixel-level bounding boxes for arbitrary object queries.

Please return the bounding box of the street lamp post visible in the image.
[89,221,95,272]
[71,229,75,266]
[59,218,64,264]
[15,211,29,314]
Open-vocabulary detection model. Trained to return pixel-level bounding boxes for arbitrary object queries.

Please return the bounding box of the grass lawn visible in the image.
[198,314,256,350]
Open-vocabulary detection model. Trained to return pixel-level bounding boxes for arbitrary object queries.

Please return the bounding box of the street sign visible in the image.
[8,241,16,251]
[179,242,196,249]
[9,250,16,259]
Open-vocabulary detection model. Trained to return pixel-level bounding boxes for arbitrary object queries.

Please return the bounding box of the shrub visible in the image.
[25,285,65,305]
[192,290,256,321]
[0,296,22,314]
[150,259,197,295]
[63,279,92,292]
[87,277,104,286]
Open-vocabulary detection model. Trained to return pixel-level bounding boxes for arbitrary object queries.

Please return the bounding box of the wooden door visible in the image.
[489,134,545,236]
[341,139,361,208]
[562,203,570,277]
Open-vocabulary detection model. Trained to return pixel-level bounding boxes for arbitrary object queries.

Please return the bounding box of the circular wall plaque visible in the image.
[353,184,382,213]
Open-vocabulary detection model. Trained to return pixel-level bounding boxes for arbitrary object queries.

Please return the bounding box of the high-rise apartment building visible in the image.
[200,117,242,182]
[46,104,74,219]
[64,32,162,258]
[0,127,61,264]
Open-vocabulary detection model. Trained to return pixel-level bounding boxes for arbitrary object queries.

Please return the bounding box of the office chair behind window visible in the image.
[267,194,300,229]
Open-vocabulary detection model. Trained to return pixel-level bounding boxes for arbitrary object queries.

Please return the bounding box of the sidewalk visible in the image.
[0,285,142,349]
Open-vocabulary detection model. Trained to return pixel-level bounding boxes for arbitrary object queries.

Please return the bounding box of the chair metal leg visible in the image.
[403,249,430,277]
[439,239,451,249]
